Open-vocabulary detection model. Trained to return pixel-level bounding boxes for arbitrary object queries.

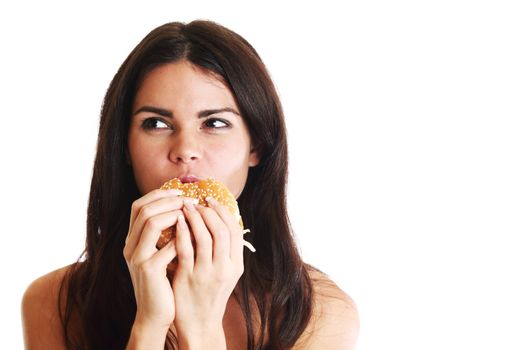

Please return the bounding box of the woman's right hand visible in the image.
[123,188,185,335]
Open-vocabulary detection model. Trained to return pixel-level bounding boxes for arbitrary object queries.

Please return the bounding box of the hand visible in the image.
[123,188,185,332]
[171,197,245,345]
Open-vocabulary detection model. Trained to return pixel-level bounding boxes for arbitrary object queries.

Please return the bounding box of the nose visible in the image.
[168,130,202,164]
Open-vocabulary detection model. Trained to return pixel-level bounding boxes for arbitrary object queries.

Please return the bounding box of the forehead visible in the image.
[133,61,236,110]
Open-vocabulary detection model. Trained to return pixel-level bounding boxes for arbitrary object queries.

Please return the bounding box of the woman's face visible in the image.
[128,61,259,198]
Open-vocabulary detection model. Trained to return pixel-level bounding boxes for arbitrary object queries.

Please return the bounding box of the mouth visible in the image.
[179,175,201,184]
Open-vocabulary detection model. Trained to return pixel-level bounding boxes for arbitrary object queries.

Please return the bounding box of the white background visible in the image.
[1,1,524,349]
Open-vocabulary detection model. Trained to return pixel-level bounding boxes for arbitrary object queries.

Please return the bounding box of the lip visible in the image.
[178,175,201,184]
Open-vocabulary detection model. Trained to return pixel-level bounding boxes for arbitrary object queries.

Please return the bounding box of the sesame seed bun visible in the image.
[156,177,243,249]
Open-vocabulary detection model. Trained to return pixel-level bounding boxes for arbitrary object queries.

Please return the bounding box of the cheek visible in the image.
[128,136,165,192]
[130,138,154,169]
[207,141,249,170]
[206,141,251,197]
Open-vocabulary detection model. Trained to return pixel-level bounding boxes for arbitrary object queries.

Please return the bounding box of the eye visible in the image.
[203,118,231,130]
[141,118,171,130]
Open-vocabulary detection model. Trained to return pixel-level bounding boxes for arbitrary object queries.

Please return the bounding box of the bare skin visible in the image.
[124,62,260,348]
[22,61,359,349]
[22,264,358,349]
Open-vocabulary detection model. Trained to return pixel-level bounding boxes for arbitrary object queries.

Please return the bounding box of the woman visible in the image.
[22,20,358,349]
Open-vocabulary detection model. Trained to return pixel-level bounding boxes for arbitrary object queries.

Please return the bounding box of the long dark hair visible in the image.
[59,20,313,350]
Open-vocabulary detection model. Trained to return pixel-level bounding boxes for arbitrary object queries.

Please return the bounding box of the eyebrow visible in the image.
[133,106,240,118]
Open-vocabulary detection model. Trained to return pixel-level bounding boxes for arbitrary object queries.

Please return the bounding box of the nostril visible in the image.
[174,155,199,164]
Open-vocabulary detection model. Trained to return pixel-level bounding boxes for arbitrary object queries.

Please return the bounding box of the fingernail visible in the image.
[183,201,196,211]
[206,196,219,206]
[177,214,187,228]
[168,189,183,196]
[183,197,199,205]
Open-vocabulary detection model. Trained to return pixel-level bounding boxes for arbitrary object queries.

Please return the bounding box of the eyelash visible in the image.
[140,117,231,131]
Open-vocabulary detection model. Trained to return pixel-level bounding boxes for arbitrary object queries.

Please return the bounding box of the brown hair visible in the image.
[60,20,313,349]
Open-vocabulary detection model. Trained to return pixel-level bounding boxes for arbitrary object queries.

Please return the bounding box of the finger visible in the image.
[128,194,186,245]
[183,202,213,267]
[132,210,182,262]
[150,239,178,270]
[206,197,244,264]
[174,213,194,273]
[126,195,195,256]
[129,189,182,227]
[126,190,183,249]
[196,205,230,264]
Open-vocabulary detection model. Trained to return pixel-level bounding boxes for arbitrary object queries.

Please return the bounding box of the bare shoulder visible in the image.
[21,264,75,349]
[294,267,360,350]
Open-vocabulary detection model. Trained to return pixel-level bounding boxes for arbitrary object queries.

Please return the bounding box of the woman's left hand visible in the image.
[171,197,245,348]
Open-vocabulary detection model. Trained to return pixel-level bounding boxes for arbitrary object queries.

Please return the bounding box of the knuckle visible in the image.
[198,245,212,257]
[143,218,160,232]
[177,245,194,259]
[214,270,229,283]
[122,246,131,261]
[128,255,140,267]
[178,251,194,262]
[139,204,154,219]
[138,259,155,273]
[209,226,221,237]
[195,232,212,245]
[131,200,140,214]
[127,256,154,273]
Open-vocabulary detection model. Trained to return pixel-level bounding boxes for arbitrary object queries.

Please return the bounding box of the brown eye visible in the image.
[141,118,171,130]
[204,118,230,129]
